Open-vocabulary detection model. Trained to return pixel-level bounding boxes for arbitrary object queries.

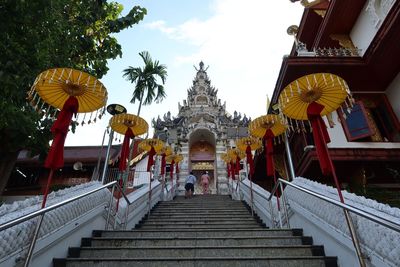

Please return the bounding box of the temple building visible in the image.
[152,62,250,195]
[270,0,400,206]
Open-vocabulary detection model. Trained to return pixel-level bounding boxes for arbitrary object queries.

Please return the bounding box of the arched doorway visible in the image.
[189,128,216,194]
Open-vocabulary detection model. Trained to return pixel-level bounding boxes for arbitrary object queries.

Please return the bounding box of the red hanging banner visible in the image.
[147,146,156,172]
[245,145,254,178]
[307,102,332,176]
[263,129,275,177]
[118,128,135,171]
[45,96,79,170]
[170,160,175,178]
[161,153,166,175]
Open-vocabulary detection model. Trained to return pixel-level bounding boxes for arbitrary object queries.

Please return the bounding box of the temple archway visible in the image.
[189,128,216,194]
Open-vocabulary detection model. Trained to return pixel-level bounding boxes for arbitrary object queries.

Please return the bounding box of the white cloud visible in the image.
[144,20,177,35]
[146,0,303,118]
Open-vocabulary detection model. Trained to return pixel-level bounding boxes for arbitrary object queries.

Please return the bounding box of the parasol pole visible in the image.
[246,156,254,217]
[94,127,107,181]
[148,166,153,217]
[283,131,296,181]
[41,169,55,209]
[316,116,366,267]
[101,130,114,184]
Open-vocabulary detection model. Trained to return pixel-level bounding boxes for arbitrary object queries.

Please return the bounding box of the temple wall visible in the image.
[386,71,400,121]
[325,112,400,149]
[351,0,396,56]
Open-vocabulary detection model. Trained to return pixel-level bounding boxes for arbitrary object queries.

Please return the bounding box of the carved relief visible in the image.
[366,0,396,28]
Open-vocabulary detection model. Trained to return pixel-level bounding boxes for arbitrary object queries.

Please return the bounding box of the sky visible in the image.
[65,0,304,146]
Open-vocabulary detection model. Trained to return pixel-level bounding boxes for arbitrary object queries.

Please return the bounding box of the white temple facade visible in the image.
[152,62,250,195]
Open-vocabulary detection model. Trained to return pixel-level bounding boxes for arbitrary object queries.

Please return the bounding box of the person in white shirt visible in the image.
[185,171,197,198]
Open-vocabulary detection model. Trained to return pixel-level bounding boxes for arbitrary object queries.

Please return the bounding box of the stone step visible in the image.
[138,224,262,230]
[149,211,251,215]
[71,245,325,258]
[153,207,249,212]
[95,229,301,238]
[54,256,338,267]
[141,220,260,226]
[83,236,310,247]
[156,202,244,206]
[143,214,253,219]
[143,218,258,224]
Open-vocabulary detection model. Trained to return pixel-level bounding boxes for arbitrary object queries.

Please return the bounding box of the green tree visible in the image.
[123,51,168,116]
[0,0,147,195]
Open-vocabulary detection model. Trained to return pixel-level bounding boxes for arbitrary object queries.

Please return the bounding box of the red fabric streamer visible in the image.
[263,129,275,177]
[161,153,166,175]
[147,146,156,172]
[307,102,332,176]
[245,145,254,178]
[170,160,175,178]
[230,162,235,179]
[118,128,135,171]
[235,156,240,175]
[45,96,79,170]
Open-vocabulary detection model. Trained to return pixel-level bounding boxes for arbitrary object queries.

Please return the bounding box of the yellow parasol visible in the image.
[248,114,286,138]
[27,68,108,209]
[227,148,245,179]
[157,146,173,156]
[279,73,352,205]
[28,68,108,123]
[278,73,350,121]
[166,154,183,180]
[249,114,286,177]
[236,137,262,151]
[109,113,148,136]
[138,139,165,153]
[109,113,148,172]
[138,139,164,172]
[220,153,231,163]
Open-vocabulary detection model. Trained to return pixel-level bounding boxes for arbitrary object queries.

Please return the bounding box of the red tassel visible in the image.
[170,160,175,178]
[307,102,332,176]
[161,153,166,175]
[147,146,156,172]
[118,128,135,171]
[245,145,254,178]
[45,96,79,170]
[263,129,275,177]
[230,162,235,179]
[235,156,240,175]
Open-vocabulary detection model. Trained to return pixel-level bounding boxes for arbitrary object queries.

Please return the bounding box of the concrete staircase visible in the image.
[53,195,337,267]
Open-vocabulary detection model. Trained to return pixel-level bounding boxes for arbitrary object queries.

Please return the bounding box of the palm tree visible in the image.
[123,51,167,116]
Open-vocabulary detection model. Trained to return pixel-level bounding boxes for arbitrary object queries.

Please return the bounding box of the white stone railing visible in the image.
[237,177,400,267]
[0,179,165,267]
[286,177,400,267]
[0,182,110,266]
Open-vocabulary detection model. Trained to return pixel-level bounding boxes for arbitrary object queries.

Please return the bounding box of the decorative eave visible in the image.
[295,0,366,52]
[273,1,400,104]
